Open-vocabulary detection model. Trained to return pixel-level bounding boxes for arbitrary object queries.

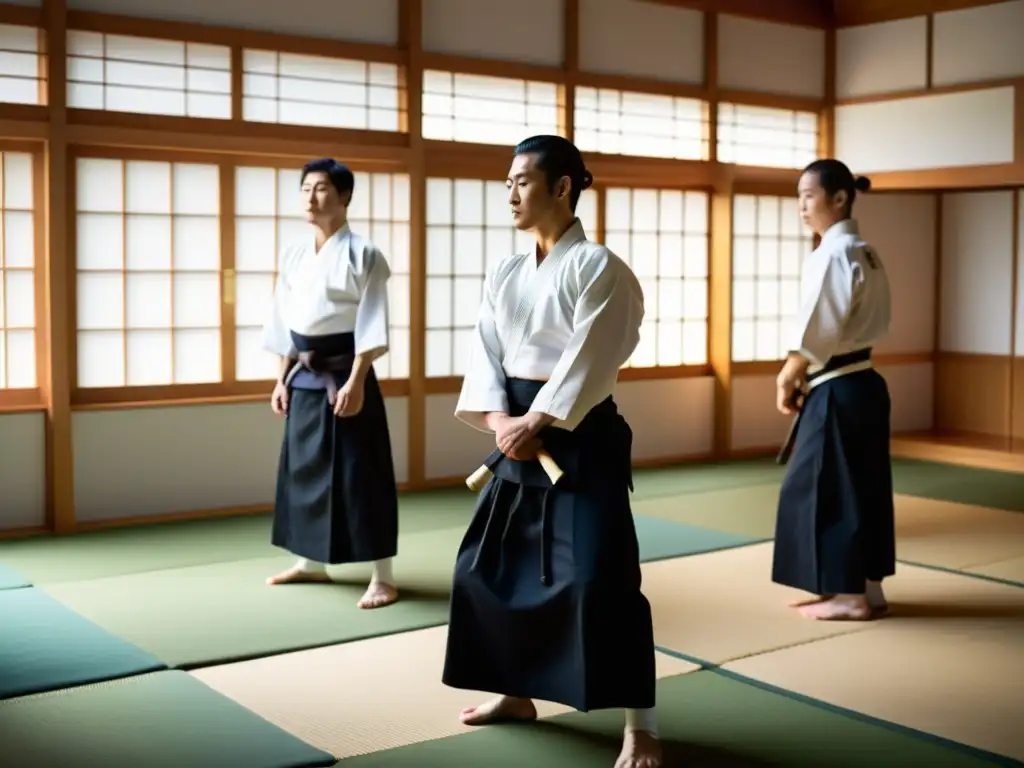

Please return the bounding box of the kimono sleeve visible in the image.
[454,259,511,432]
[529,251,643,430]
[788,249,856,366]
[353,246,391,359]
[261,248,298,358]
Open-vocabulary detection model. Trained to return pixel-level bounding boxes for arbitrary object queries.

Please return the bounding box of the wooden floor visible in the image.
[892,431,1024,474]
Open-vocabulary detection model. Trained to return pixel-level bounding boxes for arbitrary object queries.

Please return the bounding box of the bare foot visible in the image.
[616,730,663,768]
[266,567,332,586]
[788,593,834,608]
[357,581,399,609]
[797,594,872,621]
[459,696,537,726]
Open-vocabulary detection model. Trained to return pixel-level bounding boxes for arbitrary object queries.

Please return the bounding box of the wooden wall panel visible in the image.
[934,353,1012,437]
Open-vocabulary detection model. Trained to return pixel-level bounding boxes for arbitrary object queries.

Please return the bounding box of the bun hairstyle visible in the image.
[802,158,870,214]
[514,135,592,212]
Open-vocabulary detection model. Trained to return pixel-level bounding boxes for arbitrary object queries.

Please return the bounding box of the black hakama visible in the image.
[272,331,399,565]
[772,348,896,595]
[442,378,656,712]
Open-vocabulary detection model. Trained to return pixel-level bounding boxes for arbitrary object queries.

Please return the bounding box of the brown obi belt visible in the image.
[283,350,355,406]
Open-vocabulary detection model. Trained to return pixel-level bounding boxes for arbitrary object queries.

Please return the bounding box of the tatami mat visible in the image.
[637,488,1024,576]
[42,527,463,669]
[632,483,779,539]
[723,564,1024,762]
[0,494,473,586]
[0,671,336,768]
[644,542,875,665]
[334,671,1005,768]
[0,587,165,700]
[891,458,1024,513]
[191,625,699,760]
[40,516,755,669]
[894,496,1024,571]
[0,564,30,590]
[968,556,1024,585]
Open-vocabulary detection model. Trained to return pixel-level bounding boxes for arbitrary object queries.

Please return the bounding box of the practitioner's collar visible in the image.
[819,218,860,248]
[329,222,352,242]
[311,222,351,253]
[532,218,586,270]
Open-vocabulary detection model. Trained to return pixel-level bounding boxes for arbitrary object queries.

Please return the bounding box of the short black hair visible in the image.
[801,158,870,216]
[513,135,593,212]
[301,158,355,202]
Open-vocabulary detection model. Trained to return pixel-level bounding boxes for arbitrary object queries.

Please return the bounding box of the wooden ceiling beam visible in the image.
[644,0,832,28]
[833,0,1009,27]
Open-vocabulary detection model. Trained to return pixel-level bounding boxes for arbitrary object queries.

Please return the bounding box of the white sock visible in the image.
[865,580,886,608]
[295,558,326,574]
[625,707,659,738]
[372,557,395,587]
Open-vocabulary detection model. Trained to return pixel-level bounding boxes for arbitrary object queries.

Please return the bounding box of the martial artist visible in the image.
[443,135,662,768]
[262,158,400,610]
[773,158,895,621]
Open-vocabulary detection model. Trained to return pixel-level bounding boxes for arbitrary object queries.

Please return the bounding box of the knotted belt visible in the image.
[776,348,874,465]
[283,350,355,405]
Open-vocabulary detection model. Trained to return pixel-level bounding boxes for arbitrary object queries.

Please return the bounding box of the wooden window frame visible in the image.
[67,146,412,409]
[0,140,46,413]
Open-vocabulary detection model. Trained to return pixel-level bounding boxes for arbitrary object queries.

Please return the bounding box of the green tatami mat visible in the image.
[41,516,751,669]
[633,514,765,560]
[0,563,30,590]
[892,459,1024,513]
[629,456,1024,512]
[631,457,784,499]
[633,483,779,539]
[335,671,1009,768]
[0,587,165,700]
[0,670,336,768]
[0,490,474,585]
[42,526,464,669]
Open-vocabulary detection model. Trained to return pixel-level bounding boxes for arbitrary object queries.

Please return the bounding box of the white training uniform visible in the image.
[455,219,644,431]
[788,218,891,371]
[261,223,391,361]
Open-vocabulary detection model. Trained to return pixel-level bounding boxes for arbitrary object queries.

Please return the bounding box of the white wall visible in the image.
[931,1,1024,86]
[717,14,825,98]
[64,398,409,523]
[835,87,1016,173]
[422,0,564,66]
[578,0,704,84]
[835,2,1023,174]
[939,191,1016,356]
[65,0,399,43]
[836,17,928,99]
[836,2,1024,97]
[0,412,46,529]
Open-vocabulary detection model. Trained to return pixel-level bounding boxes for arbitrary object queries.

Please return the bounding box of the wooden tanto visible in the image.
[466,449,565,492]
